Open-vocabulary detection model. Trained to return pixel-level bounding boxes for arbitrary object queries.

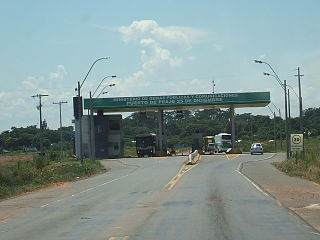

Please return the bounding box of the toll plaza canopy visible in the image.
[83,91,270,113]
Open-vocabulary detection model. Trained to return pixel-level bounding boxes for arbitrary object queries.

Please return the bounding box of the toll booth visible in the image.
[75,114,124,159]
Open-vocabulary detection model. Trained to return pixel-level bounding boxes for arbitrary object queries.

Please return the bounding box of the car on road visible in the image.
[250,143,263,155]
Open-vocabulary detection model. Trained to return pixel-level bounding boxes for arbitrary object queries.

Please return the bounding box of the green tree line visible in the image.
[123,107,320,148]
[0,126,74,152]
[1,107,319,152]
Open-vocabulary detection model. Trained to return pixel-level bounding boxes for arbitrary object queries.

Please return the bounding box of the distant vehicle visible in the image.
[24,147,38,153]
[214,133,232,153]
[1,149,11,154]
[250,143,263,155]
[207,143,215,154]
[203,136,215,152]
[135,133,157,157]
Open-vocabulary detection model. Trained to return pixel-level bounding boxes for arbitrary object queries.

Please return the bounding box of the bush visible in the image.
[0,159,105,200]
[33,156,49,169]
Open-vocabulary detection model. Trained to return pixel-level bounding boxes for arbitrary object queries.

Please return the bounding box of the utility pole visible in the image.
[284,80,289,159]
[31,94,49,154]
[288,89,291,135]
[273,112,277,152]
[211,80,216,120]
[295,67,304,133]
[89,91,96,163]
[53,101,68,159]
[278,109,282,150]
[212,80,215,94]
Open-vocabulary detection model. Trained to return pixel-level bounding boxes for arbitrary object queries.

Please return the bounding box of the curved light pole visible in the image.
[76,57,110,162]
[92,75,116,97]
[264,72,296,137]
[89,76,116,162]
[254,60,289,159]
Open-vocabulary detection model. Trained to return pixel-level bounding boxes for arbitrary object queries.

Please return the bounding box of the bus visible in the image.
[214,133,232,153]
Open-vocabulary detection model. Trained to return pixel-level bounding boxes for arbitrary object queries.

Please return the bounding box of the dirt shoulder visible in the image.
[241,153,320,232]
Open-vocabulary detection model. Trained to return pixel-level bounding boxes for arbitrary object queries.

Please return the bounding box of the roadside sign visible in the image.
[290,134,303,152]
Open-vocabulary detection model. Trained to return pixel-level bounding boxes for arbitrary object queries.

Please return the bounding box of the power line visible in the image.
[53,101,68,160]
[31,94,49,153]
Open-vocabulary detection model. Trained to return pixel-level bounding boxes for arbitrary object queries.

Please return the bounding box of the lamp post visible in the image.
[89,76,116,162]
[75,57,110,162]
[255,60,289,159]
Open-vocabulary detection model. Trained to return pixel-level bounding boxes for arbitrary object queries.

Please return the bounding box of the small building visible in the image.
[75,114,124,159]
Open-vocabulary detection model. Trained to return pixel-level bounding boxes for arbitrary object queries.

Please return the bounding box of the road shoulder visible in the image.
[241,153,320,233]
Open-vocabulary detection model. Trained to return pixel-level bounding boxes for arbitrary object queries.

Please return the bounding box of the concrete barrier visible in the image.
[185,150,200,165]
[226,148,242,154]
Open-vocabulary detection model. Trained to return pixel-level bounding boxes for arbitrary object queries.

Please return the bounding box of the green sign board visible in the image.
[84,92,270,112]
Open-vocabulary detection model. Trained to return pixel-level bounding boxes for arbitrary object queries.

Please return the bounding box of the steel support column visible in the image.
[157,110,165,155]
[230,106,236,148]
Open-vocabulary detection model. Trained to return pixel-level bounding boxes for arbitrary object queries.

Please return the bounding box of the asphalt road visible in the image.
[0,154,319,240]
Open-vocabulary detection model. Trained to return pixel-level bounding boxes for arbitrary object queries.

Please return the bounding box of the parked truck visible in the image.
[135,133,157,157]
[203,136,215,154]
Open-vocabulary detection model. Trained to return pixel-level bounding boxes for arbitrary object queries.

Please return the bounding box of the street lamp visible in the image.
[264,73,299,98]
[264,72,297,134]
[75,57,111,162]
[92,75,117,97]
[255,60,290,159]
[89,76,116,162]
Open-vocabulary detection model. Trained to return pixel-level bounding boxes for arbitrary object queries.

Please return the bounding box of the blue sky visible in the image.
[1,0,320,131]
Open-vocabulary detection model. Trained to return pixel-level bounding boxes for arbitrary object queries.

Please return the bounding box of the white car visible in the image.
[251,143,263,155]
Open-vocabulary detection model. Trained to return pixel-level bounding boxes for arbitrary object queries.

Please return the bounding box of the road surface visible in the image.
[0,154,319,240]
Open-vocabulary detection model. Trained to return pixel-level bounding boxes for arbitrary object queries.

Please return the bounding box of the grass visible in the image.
[0,157,106,200]
[273,136,320,184]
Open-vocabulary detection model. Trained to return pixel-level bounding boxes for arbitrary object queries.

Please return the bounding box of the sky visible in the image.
[1,0,320,132]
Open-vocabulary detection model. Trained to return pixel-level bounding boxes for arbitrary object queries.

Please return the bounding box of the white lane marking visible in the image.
[236,162,269,197]
[41,173,133,208]
[234,153,277,197]
[305,203,320,209]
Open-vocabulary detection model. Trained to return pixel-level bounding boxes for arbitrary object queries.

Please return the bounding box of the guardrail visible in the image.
[185,150,200,165]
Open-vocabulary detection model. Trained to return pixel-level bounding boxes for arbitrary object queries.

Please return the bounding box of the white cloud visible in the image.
[49,65,67,80]
[0,65,74,131]
[118,20,206,49]
[212,43,225,52]
[115,20,206,95]
[22,76,43,90]
[140,38,182,72]
[187,56,197,61]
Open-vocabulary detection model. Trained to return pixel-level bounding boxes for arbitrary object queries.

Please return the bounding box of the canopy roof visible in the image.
[83,91,270,113]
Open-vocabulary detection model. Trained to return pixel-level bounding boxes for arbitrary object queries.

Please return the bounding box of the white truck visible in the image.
[214,133,232,153]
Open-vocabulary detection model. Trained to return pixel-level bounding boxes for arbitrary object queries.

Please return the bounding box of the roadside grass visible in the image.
[0,157,106,200]
[273,136,320,184]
